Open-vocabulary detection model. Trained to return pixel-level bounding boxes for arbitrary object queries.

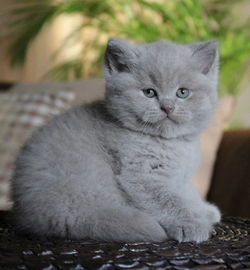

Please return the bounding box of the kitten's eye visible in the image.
[143,88,157,98]
[176,88,190,99]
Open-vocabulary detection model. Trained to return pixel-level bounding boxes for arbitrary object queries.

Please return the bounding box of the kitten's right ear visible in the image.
[189,40,219,81]
[105,38,137,75]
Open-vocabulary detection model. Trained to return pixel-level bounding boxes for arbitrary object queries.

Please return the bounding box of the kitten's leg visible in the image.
[201,201,221,224]
[73,207,167,242]
[183,184,221,224]
[157,184,221,243]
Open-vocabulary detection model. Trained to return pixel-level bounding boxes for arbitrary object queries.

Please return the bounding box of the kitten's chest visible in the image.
[116,133,199,184]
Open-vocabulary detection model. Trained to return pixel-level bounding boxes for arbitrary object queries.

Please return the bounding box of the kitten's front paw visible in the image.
[203,203,221,224]
[165,218,211,243]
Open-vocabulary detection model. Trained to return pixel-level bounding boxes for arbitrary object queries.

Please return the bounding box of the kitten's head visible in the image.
[104,38,219,138]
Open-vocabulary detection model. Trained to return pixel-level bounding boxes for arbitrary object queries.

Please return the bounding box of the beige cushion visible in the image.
[192,96,235,198]
[0,86,75,210]
[0,79,234,209]
[9,79,105,104]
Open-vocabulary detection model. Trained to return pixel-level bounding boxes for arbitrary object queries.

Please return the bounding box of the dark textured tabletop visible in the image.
[0,212,249,270]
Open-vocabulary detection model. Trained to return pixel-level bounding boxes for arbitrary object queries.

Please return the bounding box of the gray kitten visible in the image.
[12,38,221,243]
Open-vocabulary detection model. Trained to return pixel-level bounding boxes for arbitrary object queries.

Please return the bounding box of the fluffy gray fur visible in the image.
[12,38,221,243]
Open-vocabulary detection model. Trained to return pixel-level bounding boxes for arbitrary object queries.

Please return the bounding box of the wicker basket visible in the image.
[0,212,249,270]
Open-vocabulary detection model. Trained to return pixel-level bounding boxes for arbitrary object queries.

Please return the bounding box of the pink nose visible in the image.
[161,105,174,114]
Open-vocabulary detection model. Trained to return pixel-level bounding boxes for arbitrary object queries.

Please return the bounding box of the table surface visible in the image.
[0,212,249,270]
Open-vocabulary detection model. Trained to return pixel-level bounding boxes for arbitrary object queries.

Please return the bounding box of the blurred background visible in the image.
[0,0,250,127]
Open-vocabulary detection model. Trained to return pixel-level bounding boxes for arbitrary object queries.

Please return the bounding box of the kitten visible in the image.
[12,38,221,243]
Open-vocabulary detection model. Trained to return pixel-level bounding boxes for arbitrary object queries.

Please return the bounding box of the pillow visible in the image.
[9,79,105,106]
[0,87,75,210]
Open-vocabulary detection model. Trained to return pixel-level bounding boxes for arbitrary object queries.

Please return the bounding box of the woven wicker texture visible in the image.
[0,212,249,270]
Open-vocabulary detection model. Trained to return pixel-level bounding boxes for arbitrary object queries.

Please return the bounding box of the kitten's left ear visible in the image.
[104,38,138,76]
[190,40,219,80]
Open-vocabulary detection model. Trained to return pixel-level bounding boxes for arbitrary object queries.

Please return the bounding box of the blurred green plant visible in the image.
[2,0,250,95]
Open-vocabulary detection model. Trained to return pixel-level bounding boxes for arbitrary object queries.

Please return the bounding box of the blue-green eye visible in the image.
[143,88,157,98]
[176,88,190,99]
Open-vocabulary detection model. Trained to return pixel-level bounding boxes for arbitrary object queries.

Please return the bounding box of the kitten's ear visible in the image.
[105,38,137,75]
[190,40,219,80]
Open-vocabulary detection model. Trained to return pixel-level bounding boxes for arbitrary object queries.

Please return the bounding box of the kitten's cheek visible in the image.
[152,112,167,123]
[170,113,191,124]
[140,113,151,123]
[160,111,167,120]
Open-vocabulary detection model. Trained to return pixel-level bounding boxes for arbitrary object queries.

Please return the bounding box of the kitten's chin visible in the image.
[128,114,185,139]
[121,118,198,139]
[141,112,173,125]
[109,109,199,139]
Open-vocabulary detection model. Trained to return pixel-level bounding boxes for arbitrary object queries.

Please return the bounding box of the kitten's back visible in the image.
[12,104,121,237]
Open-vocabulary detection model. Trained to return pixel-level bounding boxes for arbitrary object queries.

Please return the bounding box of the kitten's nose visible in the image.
[160,105,174,114]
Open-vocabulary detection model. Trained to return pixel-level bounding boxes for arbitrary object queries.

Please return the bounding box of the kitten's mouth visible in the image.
[136,113,178,127]
[162,114,178,124]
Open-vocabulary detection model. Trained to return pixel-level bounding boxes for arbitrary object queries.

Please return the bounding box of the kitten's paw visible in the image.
[165,219,211,243]
[126,211,168,242]
[203,203,221,224]
[92,208,167,242]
